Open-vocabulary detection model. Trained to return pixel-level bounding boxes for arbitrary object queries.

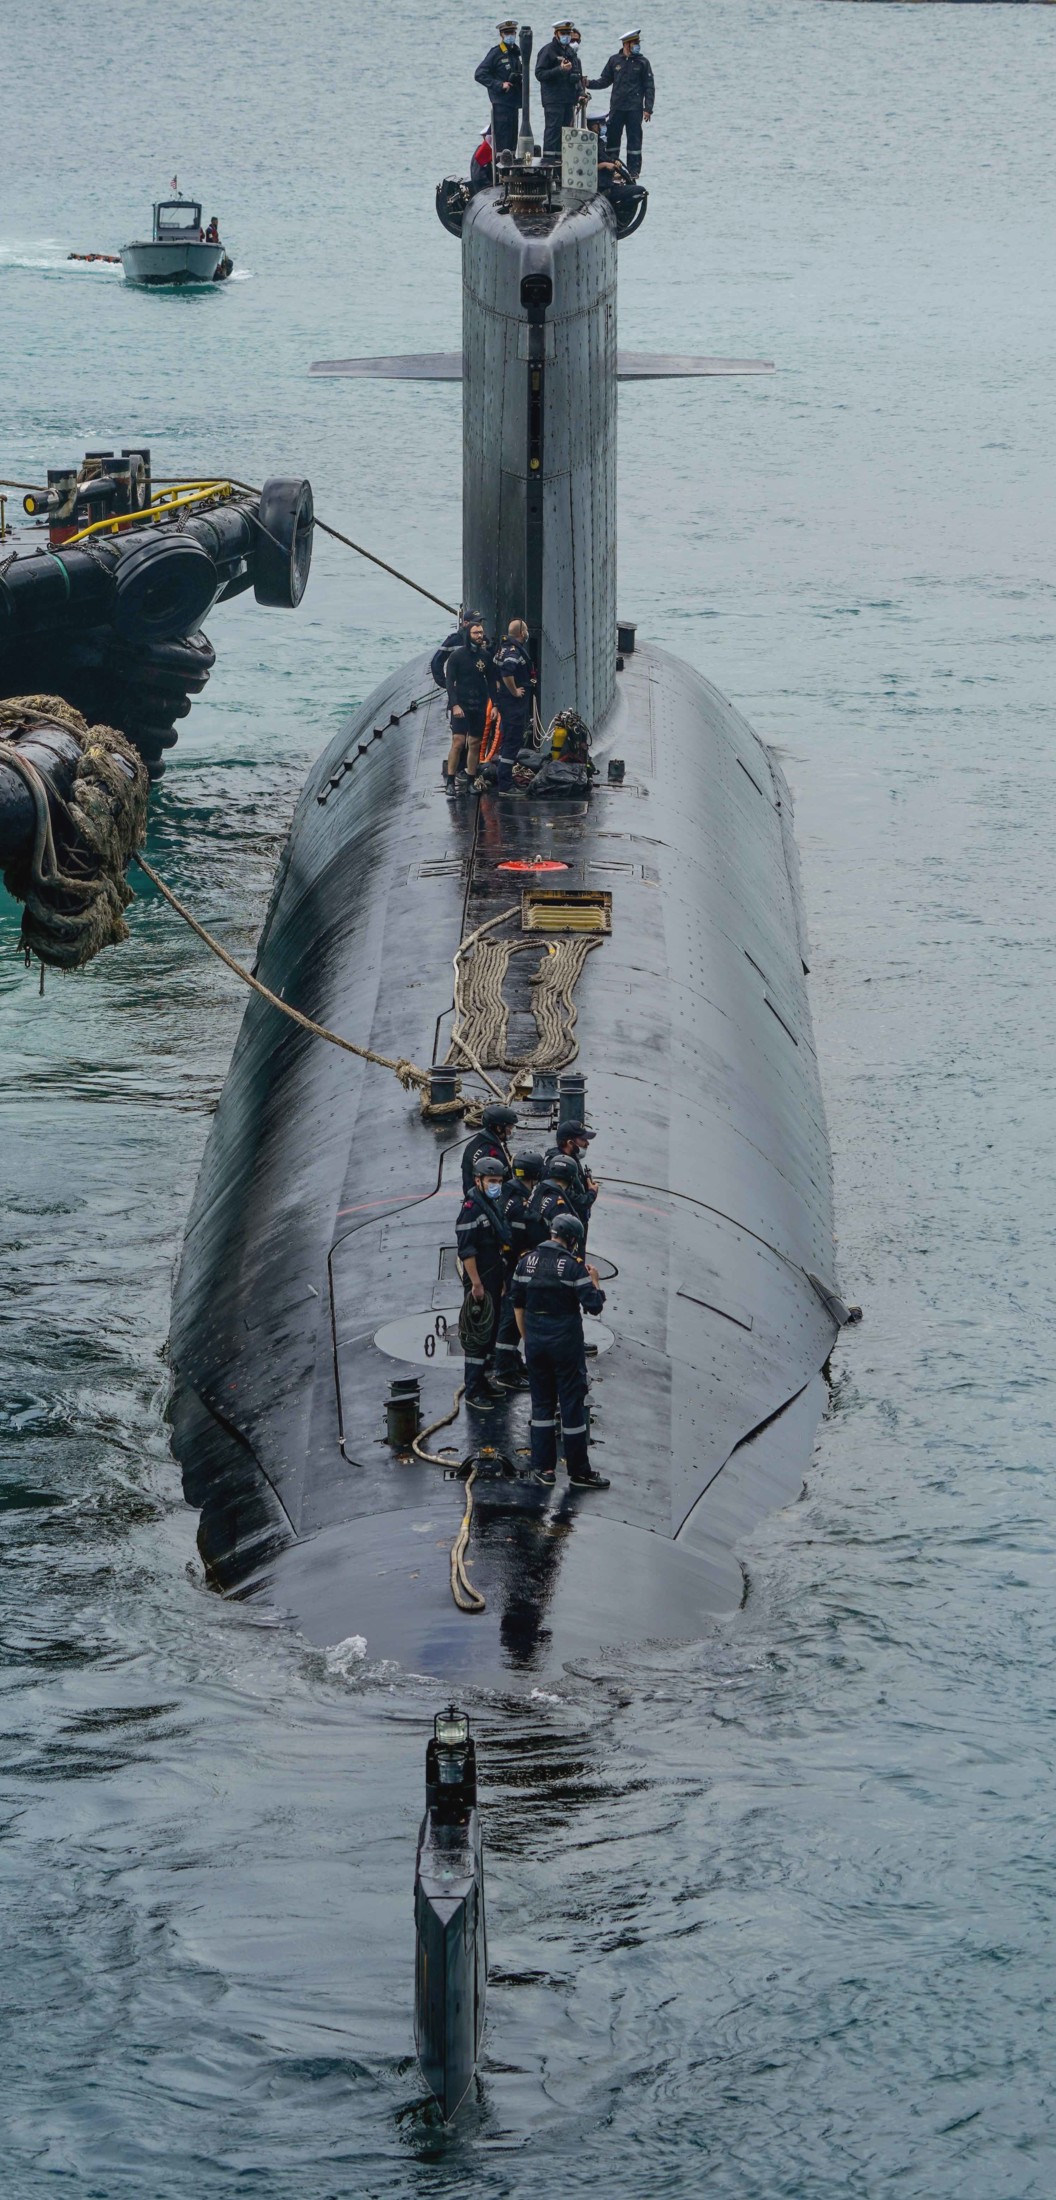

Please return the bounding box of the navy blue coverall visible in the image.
[493,638,534,788]
[461,1129,513,1195]
[589,48,654,176]
[455,1186,511,1392]
[535,38,585,155]
[493,1177,548,1379]
[543,1147,598,1242]
[511,1241,606,1477]
[475,40,523,155]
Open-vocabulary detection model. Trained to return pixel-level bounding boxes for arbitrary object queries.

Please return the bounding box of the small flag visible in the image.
[170,174,178,192]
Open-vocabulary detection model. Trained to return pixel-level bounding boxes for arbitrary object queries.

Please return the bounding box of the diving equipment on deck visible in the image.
[414,1708,488,2121]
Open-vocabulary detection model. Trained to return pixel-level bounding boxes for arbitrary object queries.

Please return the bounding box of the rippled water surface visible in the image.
[3,2,1056,2193]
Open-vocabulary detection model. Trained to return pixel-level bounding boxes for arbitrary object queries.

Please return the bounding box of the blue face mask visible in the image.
[485,1183,503,1199]
[559,31,571,43]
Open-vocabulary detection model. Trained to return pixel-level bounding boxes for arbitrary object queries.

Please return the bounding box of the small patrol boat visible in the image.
[121,193,230,286]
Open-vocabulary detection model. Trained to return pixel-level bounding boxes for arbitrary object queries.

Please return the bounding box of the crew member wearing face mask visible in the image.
[589,28,654,178]
[535,20,585,157]
[475,19,524,157]
[456,1154,513,1408]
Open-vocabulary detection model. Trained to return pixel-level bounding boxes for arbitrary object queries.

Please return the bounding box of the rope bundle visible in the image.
[0,700,149,970]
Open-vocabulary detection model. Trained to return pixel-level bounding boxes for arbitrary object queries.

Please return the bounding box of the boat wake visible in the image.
[0,241,121,277]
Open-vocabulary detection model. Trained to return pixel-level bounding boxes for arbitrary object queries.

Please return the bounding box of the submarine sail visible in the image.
[169,78,841,1682]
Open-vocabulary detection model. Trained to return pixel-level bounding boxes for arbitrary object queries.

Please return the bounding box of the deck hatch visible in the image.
[521,887,612,934]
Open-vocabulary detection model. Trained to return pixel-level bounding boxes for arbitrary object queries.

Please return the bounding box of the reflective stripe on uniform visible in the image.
[530,1417,557,1429]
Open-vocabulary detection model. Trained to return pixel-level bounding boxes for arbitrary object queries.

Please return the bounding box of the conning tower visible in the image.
[461,184,616,727]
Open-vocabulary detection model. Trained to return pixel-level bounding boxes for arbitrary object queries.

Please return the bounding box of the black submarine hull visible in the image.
[169,632,837,1682]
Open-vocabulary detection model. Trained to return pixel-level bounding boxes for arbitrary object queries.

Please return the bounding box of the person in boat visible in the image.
[470,125,495,193]
[535,20,586,157]
[544,1119,599,1242]
[474,19,523,157]
[204,215,220,244]
[511,1213,610,1488]
[457,1153,513,1409]
[492,617,535,790]
[445,615,492,786]
[461,1102,518,1193]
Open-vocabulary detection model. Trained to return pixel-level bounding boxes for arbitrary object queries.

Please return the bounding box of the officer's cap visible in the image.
[497,18,518,30]
[474,1154,507,1179]
[621,28,642,41]
[482,1102,518,1132]
[556,1118,594,1143]
[552,1212,585,1246]
[554,19,575,31]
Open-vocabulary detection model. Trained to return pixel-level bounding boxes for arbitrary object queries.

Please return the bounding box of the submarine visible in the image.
[167,34,849,1686]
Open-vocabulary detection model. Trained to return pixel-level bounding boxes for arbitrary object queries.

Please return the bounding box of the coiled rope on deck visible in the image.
[446,913,602,1077]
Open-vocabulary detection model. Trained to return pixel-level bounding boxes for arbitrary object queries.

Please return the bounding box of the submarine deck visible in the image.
[171,640,837,1682]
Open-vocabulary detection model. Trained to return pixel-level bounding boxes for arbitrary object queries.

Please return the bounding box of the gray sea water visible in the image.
[3,2,1055,2192]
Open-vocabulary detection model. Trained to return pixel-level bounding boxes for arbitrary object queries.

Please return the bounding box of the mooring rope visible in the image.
[409,1383,485,1614]
[132,853,434,1095]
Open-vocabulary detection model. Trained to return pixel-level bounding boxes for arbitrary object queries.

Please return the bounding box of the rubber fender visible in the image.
[252,478,314,609]
[109,533,218,646]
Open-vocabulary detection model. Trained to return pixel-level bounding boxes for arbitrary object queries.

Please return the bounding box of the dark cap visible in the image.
[482,1103,518,1132]
[547,1155,579,1183]
[552,1212,585,1246]
[555,1119,595,1143]
[512,1150,545,1178]
[474,1154,507,1179]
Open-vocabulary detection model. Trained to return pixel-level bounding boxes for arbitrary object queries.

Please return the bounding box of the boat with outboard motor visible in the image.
[121,194,231,285]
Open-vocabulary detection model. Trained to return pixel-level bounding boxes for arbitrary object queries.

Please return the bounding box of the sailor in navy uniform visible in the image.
[461,1102,518,1193]
[511,1213,610,1486]
[589,29,654,177]
[535,21,585,157]
[475,20,523,157]
[456,1154,512,1407]
[492,1151,548,1387]
[492,618,535,789]
[544,1118,598,1242]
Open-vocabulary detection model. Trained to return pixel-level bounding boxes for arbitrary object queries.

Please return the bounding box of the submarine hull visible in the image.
[169,634,836,1682]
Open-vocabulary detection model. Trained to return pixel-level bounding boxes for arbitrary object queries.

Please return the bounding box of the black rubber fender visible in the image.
[252,477,314,608]
[109,533,219,645]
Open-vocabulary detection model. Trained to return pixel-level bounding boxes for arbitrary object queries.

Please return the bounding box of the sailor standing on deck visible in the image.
[492,1151,548,1388]
[535,21,586,157]
[461,1101,518,1193]
[544,1119,598,1242]
[475,20,524,157]
[589,29,654,177]
[493,618,535,790]
[445,617,492,788]
[512,1213,610,1487]
[457,1154,513,1409]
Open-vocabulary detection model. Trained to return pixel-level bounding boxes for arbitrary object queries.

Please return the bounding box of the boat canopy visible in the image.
[153,199,201,240]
